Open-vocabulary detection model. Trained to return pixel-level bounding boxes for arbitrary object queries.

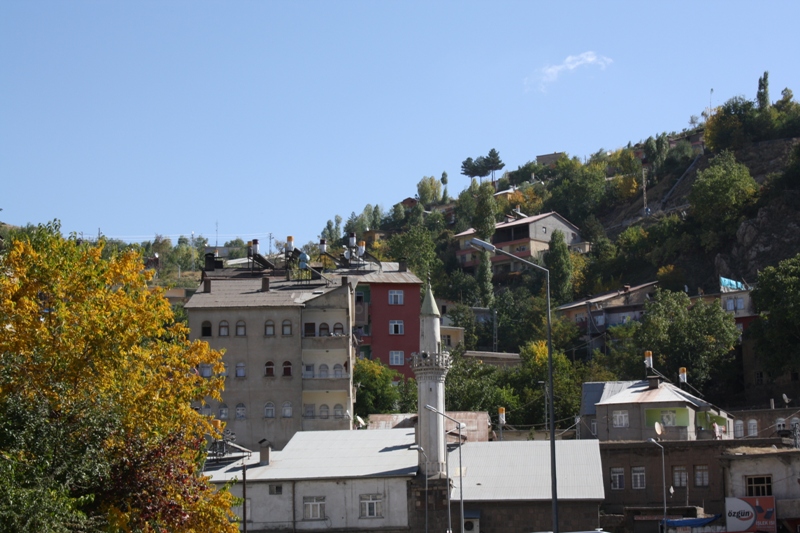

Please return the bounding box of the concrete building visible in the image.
[185,269,355,452]
[454,211,590,275]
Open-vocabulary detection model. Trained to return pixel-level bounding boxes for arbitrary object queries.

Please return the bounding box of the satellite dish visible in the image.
[783,393,791,406]
[654,421,664,436]
[356,415,366,428]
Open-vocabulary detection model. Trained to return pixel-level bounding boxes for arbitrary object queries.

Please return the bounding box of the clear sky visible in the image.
[2,2,798,249]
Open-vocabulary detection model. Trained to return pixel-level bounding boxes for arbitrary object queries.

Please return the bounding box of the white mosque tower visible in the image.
[411,281,451,477]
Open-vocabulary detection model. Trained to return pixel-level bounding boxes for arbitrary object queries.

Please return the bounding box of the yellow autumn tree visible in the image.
[0,222,237,532]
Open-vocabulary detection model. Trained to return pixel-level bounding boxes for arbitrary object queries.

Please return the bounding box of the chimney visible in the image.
[262,277,270,291]
[341,276,348,287]
[648,376,660,390]
[399,261,407,272]
[204,253,216,271]
[259,440,270,466]
[204,279,211,293]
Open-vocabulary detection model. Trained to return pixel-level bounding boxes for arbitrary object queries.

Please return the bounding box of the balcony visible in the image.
[302,377,350,392]
[301,334,350,351]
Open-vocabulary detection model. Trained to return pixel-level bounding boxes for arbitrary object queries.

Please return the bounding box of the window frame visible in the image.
[318,322,330,337]
[612,410,629,428]
[269,484,283,495]
[219,320,229,337]
[303,404,315,419]
[235,362,246,378]
[282,402,293,418]
[632,466,645,490]
[389,351,404,366]
[388,290,404,305]
[303,496,325,521]
[318,364,329,378]
[265,361,275,377]
[333,322,344,335]
[218,403,229,420]
[319,404,329,419]
[201,321,212,337]
[282,361,292,377]
[734,420,744,438]
[747,419,758,436]
[235,320,246,336]
[694,465,709,487]
[610,467,625,490]
[282,320,292,336]
[359,494,384,518]
[333,364,344,378]
[264,402,275,419]
[673,466,688,488]
[199,364,213,378]
[333,404,344,419]
[304,322,316,337]
[746,475,772,496]
[235,403,246,420]
[389,320,404,335]
[265,320,275,336]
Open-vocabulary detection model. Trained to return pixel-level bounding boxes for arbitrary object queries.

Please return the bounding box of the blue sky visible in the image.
[2,1,798,249]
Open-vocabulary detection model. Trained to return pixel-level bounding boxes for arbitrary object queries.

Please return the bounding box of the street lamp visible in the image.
[426,405,465,533]
[468,237,558,533]
[649,438,667,531]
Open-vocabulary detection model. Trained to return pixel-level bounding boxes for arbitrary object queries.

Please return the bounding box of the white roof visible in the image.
[206,429,418,483]
[594,380,716,410]
[450,440,604,501]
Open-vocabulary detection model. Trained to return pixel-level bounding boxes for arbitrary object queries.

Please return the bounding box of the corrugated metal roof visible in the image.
[208,429,418,483]
[556,281,658,311]
[451,440,604,501]
[581,381,639,415]
[594,380,714,409]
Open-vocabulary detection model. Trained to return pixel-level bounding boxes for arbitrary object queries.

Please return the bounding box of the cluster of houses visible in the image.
[184,209,800,533]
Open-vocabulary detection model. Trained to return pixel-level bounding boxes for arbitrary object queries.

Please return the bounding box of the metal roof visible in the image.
[454,211,582,239]
[594,380,717,410]
[207,429,418,483]
[581,381,639,416]
[556,281,659,312]
[450,440,605,502]
[184,278,341,309]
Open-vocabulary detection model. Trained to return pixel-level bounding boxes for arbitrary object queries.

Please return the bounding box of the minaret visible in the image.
[411,281,450,477]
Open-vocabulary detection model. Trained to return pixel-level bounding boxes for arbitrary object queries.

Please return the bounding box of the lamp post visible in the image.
[417,447,429,533]
[468,237,558,533]
[426,405,464,533]
[649,438,667,532]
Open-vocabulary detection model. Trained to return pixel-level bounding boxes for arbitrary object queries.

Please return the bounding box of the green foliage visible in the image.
[545,156,606,225]
[689,151,758,251]
[750,253,800,374]
[475,250,495,307]
[644,133,670,176]
[485,148,505,181]
[544,229,573,304]
[447,303,478,350]
[453,179,479,234]
[353,358,401,418]
[417,176,442,208]
[223,237,246,259]
[757,71,770,110]
[387,224,442,281]
[473,182,498,240]
[634,289,739,387]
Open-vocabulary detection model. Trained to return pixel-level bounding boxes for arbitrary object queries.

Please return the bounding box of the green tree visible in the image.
[757,71,770,110]
[453,179,479,233]
[634,289,739,387]
[689,151,758,251]
[224,237,246,259]
[387,225,442,281]
[750,253,800,374]
[475,250,494,308]
[485,148,505,182]
[473,182,497,240]
[545,229,573,305]
[353,358,401,418]
[417,176,442,208]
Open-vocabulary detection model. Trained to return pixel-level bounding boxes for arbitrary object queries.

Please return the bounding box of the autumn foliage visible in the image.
[0,222,237,532]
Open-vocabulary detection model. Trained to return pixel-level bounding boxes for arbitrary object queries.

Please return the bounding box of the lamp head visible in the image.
[424,405,438,413]
[468,238,496,253]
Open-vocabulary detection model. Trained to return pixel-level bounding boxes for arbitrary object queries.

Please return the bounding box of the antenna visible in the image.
[783,393,791,407]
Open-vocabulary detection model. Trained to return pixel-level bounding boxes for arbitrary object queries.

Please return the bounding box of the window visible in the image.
[304,323,316,337]
[333,323,344,335]
[334,404,344,419]
[318,364,329,378]
[389,290,404,305]
[736,297,744,310]
[389,320,404,335]
[673,466,688,488]
[319,404,329,419]
[304,404,315,418]
[265,361,275,377]
[319,323,330,337]
[792,417,800,430]
[734,420,744,438]
[303,364,314,378]
[282,361,292,377]
[612,410,629,428]
[236,362,246,378]
[389,351,404,366]
[201,321,212,337]
[695,465,709,487]
[748,419,758,436]
[264,402,275,418]
[282,320,292,336]
[443,334,452,347]
[200,404,211,416]
[660,410,677,427]
[220,363,228,377]
[776,418,787,432]
[219,403,229,420]
[265,320,275,336]
[303,496,325,520]
[755,371,763,385]
[360,494,383,518]
[591,419,597,436]
[282,402,293,418]
[236,321,246,336]
[746,475,772,496]
[219,321,229,336]
[199,364,213,378]
[726,298,735,311]
[269,484,282,495]
[610,467,625,490]
[632,467,646,490]
[333,364,344,378]
[235,403,246,420]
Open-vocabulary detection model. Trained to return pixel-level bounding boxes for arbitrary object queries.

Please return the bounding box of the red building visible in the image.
[354,264,421,379]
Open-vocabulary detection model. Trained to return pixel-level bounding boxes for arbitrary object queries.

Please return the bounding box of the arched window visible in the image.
[282,361,293,377]
[265,320,275,336]
[235,403,246,420]
[219,321,229,336]
[265,361,275,377]
[333,323,344,335]
[333,404,344,419]
[282,402,293,418]
[319,404,329,419]
[220,363,228,377]
[734,420,744,438]
[201,321,212,337]
[219,403,229,419]
[282,320,292,336]
[236,321,246,336]
[264,402,275,418]
[333,364,344,378]
[200,404,211,416]
[776,418,786,431]
[199,364,213,378]
[318,364,329,378]
[748,419,758,436]
[235,363,246,378]
[319,323,330,337]
[792,417,800,430]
